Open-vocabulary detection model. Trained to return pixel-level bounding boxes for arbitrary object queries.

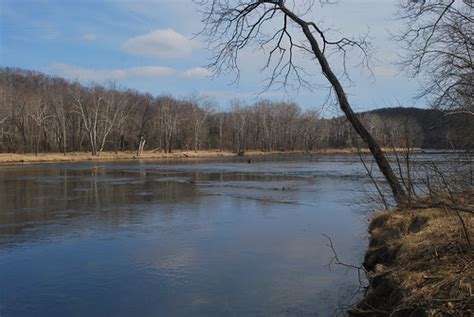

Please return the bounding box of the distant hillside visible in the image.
[360,107,472,149]
[365,108,445,149]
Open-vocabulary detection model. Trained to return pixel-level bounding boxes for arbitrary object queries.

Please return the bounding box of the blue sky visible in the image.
[0,0,424,115]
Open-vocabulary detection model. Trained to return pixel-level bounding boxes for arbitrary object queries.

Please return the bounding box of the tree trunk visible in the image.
[282,7,408,206]
[63,130,67,155]
[89,132,97,156]
[137,137,146,156]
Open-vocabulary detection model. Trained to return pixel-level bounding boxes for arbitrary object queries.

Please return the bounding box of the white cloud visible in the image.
[202,90,285,100]
[182,67,209,78]
[51,64,175,82]
[128,66,175,77]
[122,28,198,58]
[81,33,97,41]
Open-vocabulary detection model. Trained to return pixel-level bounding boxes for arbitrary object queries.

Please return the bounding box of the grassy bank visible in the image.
[0,148,417,164]
[0,150,236,164]
[351,200,473,316]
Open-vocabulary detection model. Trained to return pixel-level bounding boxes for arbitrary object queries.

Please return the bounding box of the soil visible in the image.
[350,201,473,316]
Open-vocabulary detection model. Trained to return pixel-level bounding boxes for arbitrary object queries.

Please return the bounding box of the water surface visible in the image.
[0,155,375,316]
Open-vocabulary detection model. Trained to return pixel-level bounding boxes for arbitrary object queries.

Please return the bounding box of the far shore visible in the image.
[0,148,420,165]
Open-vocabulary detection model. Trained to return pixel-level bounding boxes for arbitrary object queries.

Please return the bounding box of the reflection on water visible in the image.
[1,155,373,316]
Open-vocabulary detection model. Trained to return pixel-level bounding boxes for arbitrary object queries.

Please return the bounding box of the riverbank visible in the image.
[351,200,473,316]
[0,148,418,164]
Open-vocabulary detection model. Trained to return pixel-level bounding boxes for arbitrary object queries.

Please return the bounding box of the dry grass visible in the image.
[0,148,418,164]
[353,200,474,316]
[0,150,235,164]
[0,150,305,164]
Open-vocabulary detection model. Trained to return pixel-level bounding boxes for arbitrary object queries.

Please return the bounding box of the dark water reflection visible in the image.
[0,155,374,316]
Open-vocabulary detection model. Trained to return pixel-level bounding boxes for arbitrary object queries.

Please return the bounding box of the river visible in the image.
[0,155,384,316]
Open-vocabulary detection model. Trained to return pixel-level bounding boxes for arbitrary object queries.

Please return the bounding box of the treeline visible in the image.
[0,68,471,155]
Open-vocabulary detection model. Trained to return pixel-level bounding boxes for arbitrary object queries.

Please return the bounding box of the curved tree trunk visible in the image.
[281,5,408,206]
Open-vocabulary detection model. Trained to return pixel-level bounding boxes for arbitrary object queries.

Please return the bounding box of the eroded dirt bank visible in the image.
[351,205,473,316]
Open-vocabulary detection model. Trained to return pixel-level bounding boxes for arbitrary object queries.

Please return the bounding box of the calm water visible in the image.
[0,155,377,316]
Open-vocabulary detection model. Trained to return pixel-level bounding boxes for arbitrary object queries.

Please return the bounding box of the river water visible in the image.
[0,155,380,316]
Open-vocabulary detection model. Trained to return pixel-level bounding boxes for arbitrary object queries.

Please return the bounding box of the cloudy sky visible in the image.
[0,0,424,115]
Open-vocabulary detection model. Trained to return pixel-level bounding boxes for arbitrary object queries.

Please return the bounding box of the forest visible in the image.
[0,67,472,155]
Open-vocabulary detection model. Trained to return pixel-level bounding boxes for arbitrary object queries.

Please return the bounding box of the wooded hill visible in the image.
[353,107,472,150]
[0,68,472,154]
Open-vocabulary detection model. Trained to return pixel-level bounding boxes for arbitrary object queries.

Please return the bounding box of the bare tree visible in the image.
[134,94,153,156]
[28,92,51,156]
[231,101,251,154]
[197,0,408,206]
[188,95,214,151]
[10,80,34,152]
[70,83,128,155]
[299,110,321,151]
[50,79,71,155]
[217,112,227,151]
[255,101,275,151]
[70,85,100,155]
[158,96,182,153]
[397,0,474,115]
[109,89,137,152]
[0,80,14,151]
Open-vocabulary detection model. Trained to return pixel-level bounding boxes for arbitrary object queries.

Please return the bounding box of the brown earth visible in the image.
[351,196,473,316]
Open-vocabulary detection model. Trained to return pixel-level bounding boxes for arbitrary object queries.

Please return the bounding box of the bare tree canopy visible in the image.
[196,0,410,206]
[0,67,471,160]
[197,0,372,92]
[397,0,474,115]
